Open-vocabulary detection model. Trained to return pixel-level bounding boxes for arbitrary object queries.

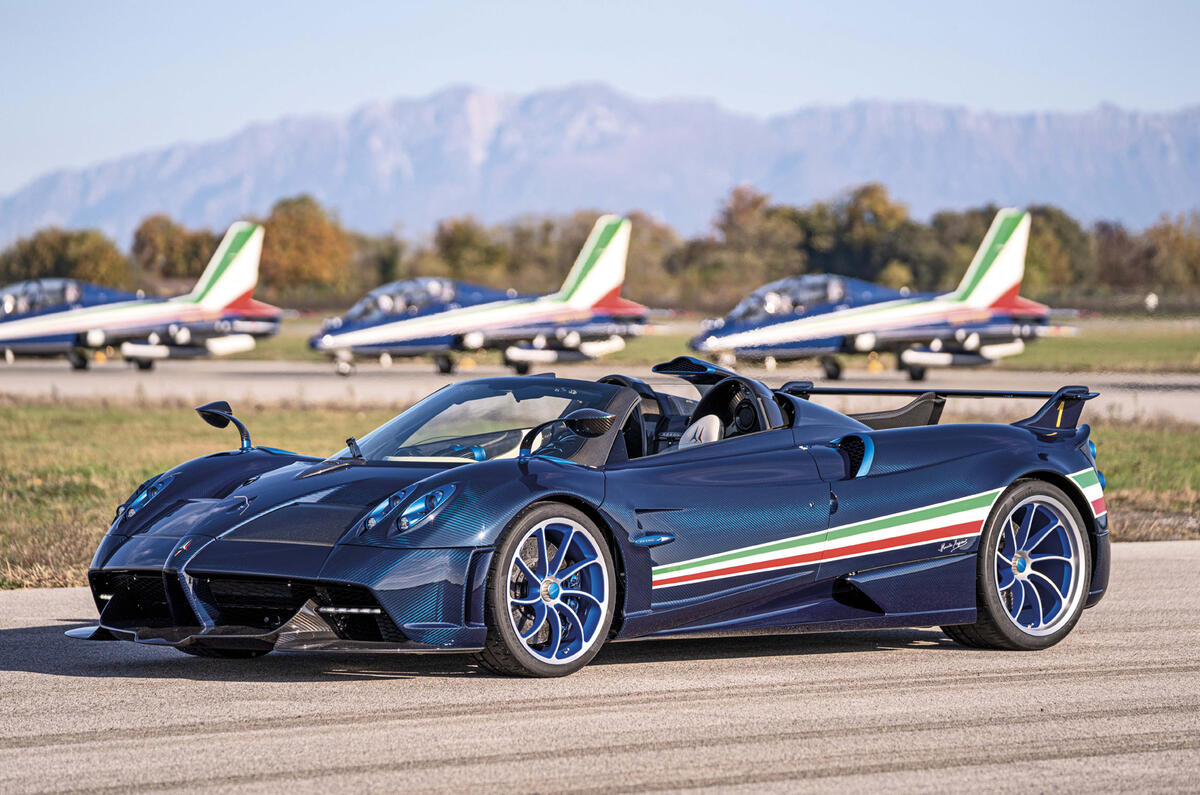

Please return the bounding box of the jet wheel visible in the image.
[820,356,842,380]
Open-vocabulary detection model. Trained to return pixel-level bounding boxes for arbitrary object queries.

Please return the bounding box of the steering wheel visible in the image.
[689,376,772,439]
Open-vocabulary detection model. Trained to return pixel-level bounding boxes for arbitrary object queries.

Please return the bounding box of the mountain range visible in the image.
[2,83,1198,247]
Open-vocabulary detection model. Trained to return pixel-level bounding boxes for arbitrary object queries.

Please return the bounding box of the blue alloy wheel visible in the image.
[994,495,1085,636]
[507,517,609,664]
[477,504,615,676]
[942,480,1090,650]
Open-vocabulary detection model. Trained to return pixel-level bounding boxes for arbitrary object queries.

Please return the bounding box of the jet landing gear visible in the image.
[502,353,531,375]
[434,353,457,375]
[906,365,927,381]
[819,355,842,380]
[67,349,90,371]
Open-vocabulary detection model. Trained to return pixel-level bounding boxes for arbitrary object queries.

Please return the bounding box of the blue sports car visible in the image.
[73,357,1110,676]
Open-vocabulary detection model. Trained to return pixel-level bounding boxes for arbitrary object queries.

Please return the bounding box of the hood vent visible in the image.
[221,504,362,545]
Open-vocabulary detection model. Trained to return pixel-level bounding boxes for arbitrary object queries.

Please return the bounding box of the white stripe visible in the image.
[653,524,985,590]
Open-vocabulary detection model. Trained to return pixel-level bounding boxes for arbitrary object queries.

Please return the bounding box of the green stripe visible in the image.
[955,212,1023,301]
[193,224,256,304]
[652,489,998,576]
[557,218,623,301]
[1070,469,1100,489]
[824,489,998,544]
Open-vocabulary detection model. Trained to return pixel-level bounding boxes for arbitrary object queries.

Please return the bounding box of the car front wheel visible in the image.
[476,503,615,677]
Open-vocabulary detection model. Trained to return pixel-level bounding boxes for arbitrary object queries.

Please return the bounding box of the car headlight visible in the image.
[360,487,413,532]
[395,485,457,533]
[118,473,175,522]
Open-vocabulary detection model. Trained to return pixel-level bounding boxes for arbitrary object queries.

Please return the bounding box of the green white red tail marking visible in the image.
[950,209,1030,308]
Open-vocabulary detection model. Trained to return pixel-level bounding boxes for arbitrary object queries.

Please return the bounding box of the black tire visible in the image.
[942,479,1091,650]
[68,350,89,370]
[435,353,456,374]
[820,355,842,380]
[134,359,154,371]
[907,365,927,381]
[511,361,531,375]
[474,503,616,677]
[178,646,270,659]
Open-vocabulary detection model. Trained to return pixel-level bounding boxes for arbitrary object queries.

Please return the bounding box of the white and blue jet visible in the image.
[0,222,279,370]
[311,215,648,374]
[692,209,1070,380]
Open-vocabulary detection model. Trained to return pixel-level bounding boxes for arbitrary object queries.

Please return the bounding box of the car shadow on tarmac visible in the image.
[0,618,958,682]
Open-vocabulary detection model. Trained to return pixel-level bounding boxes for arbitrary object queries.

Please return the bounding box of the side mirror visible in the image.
[195,400,252,450]
[561,408,616,438]
[196,400,233,429]
[520,408,617,458]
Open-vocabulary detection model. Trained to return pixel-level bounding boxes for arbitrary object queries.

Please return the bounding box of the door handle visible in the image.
[632,533,675,548]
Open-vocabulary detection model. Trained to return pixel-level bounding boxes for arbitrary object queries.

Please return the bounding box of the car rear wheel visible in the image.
[942,479,1090,650]
[476,503,615,677]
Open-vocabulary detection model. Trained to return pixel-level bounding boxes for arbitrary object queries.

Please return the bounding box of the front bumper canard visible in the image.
[68,601,484,653]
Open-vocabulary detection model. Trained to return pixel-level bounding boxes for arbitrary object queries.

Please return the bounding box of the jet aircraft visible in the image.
[691,209,1063,380]
[0,222,279,370]
[311,215,647,374]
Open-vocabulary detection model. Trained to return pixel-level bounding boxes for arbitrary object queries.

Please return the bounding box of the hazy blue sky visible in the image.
[2,0,1198,194]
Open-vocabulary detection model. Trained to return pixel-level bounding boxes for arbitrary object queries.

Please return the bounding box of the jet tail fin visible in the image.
[184,222,264,311]
[950,209,1031,308]
[552,215,631,309]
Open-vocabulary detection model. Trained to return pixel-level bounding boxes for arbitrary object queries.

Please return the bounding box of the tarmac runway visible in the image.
[4,358,1200,422]
[0,540,1197,792]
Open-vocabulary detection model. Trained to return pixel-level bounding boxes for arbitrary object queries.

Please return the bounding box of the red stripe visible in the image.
[1091,496,1106,515]
[653,520,982,588]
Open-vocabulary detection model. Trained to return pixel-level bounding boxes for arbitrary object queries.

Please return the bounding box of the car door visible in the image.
[602,428,830,617]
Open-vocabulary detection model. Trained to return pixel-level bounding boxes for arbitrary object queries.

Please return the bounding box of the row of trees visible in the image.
[2,185,1199,312]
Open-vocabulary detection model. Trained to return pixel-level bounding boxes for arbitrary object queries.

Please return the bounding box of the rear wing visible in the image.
[779,381,1098,432]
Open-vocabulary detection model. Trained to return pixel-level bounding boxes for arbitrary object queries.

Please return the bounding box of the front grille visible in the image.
[191,574,404,641]
[198,577,318,630]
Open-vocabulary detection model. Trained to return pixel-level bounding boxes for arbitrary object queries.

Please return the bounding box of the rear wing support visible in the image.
[1013,385,1099,432]
[779,381,1098,431]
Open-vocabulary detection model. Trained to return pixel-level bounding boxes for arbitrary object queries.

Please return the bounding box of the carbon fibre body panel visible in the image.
[82,370,1110,656]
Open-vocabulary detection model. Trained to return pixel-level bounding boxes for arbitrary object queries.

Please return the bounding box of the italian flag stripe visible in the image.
[651,469,1107,591]
[652,488,1001,589]
[1069,468,1106,518]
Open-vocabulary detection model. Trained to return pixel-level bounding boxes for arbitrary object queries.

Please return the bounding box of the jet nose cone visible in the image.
[688,333,708,352]
[309,334,333,351]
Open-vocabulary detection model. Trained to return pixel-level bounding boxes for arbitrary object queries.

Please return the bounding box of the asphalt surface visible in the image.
[1,540,1197,792]
[4,358,1200,423]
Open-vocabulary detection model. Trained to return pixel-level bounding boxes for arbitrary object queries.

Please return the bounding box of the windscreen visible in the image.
[338,379,622,463]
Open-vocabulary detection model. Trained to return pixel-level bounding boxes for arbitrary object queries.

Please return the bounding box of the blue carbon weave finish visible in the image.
[82,366,1110,658]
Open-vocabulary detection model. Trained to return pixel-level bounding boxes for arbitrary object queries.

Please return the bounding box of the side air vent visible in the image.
[836,435,873,478]
[652,356,711,373]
